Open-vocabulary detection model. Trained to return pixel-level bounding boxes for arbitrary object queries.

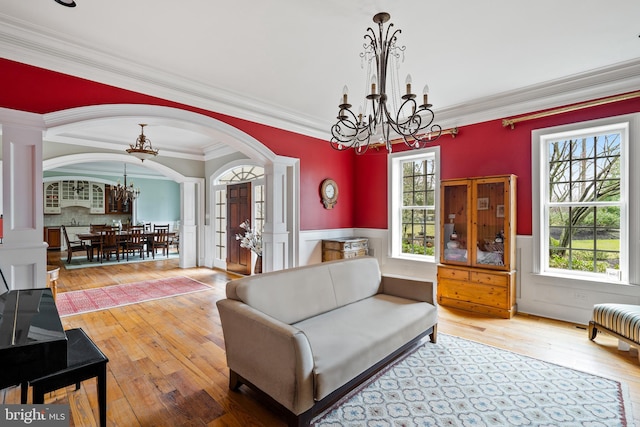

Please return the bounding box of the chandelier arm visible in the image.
[330,107,372,150]
[364,28,377,51]
[381,98,443,149]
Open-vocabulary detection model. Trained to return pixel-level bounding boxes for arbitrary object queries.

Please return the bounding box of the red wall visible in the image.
[2,58,639,234]
[0,58,355,231]
[355,95,640,235]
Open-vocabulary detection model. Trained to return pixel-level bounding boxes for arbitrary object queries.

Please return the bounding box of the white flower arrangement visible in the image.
[235,220,262,256]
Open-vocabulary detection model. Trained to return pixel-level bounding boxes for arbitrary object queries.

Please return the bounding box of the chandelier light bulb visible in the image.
[405,74,412,95]
[422,84,430,106]
[342,86,349,105]
[370,75,377,95]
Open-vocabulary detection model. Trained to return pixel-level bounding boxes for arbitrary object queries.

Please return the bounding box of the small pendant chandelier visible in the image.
[126,124,159,162]
[330,12,442,155]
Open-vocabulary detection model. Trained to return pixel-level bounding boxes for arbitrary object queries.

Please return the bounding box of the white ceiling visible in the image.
[1,0,639,176]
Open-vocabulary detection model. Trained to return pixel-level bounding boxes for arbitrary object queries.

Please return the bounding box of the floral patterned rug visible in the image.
[313,334,633,427]
[55,276,211,316]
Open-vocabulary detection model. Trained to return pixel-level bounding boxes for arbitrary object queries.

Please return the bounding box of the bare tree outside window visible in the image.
[547,133,621,274]
[401,158,436,256]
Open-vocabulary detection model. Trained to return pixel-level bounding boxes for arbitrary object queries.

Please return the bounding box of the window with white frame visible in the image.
[389,147,440,261]
[532,114,640,284]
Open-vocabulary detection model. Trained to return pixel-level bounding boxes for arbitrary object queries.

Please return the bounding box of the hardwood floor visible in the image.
[3,251,639,426]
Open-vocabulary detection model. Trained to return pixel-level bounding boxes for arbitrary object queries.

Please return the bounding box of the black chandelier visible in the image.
[330,12,442,154]
[113,164,140,205]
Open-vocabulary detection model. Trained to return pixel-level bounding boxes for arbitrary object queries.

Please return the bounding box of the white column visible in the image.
[263,158,290,272]
[0,111,47,290]
[179,180,198,268]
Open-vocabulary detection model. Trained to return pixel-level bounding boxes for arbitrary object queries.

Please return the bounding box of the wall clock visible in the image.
[320,179,338,209]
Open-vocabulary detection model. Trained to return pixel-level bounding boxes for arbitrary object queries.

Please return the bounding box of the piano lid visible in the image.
[0,288,66,348]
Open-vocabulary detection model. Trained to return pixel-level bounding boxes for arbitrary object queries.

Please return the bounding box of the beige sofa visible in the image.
[216,257,438,426]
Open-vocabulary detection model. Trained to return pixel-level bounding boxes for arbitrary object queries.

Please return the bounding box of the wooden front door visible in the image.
[226,182,252,275]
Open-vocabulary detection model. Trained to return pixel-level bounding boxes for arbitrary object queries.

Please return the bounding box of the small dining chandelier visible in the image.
[126,124,158,161]
[114,164,140,205]
[330,12,442,154]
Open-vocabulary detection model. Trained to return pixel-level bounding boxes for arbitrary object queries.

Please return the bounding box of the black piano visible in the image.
[0,288,67,390]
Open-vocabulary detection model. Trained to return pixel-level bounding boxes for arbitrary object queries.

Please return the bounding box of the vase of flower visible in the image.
[254,255,262,274]
[235,219,263,275]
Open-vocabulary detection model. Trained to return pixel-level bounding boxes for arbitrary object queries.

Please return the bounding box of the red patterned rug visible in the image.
[56,276,212,316]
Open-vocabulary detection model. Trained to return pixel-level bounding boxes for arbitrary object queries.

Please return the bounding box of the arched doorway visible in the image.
[211,164,265,274]
[41,104,299,273]
[0,104,299,288]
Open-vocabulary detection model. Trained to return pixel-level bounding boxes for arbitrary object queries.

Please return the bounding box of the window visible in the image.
[389,148,440,261]
[533,114,640,283]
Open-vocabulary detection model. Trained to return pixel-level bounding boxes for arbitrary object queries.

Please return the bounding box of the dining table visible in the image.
[77,229,176,262]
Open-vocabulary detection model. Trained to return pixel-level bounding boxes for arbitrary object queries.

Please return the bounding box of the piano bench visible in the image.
[21,328,109,427]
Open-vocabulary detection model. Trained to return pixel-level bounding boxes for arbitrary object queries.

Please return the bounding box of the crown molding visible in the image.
[0,14,328,138]
[1,14,639,142]
[434,58,640,130]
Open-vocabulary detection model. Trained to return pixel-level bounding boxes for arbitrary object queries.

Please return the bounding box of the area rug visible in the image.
[313,334,633,427]
[63,252,179,270]
[56,276,211,316]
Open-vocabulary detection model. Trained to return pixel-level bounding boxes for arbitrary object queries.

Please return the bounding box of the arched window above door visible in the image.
[216,166,264,184]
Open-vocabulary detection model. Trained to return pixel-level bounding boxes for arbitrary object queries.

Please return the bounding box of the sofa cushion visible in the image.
[226,257,382,324]
[327,257,382,307]
[293,294,437,400]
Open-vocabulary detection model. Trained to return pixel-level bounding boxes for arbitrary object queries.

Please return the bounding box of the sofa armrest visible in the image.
[381,274,435,304]
[216,299,315,415]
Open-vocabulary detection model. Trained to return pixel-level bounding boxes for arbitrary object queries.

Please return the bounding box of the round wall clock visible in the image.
[320,179,338,209]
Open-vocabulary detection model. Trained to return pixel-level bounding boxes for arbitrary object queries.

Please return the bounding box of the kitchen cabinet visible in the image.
[90,183,105,214]
[45,180,108,214]
[61,180,91,208]
[105,185,132,214]
[437,175,517,318]
[44,182,61,214]
[44,226,61,250]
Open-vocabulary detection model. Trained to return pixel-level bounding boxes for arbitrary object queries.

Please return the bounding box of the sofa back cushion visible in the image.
[226,257,382,324]
[328,257,381,306]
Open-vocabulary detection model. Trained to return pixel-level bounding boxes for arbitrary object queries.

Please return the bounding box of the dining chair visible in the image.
[88,224,107,262]
[124,227,145,260]
[169,230,180,253]
[150,225,170,258]
[100,228,120,263]
[169,221,180,253]
[61,225,88,264]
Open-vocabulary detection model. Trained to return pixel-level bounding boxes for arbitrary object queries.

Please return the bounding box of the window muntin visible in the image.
[541,123,627,280]
[218,165,264,183]
[390,148,439,261]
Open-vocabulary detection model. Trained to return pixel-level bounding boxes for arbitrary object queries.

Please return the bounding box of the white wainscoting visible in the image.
[516,235,640,325]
